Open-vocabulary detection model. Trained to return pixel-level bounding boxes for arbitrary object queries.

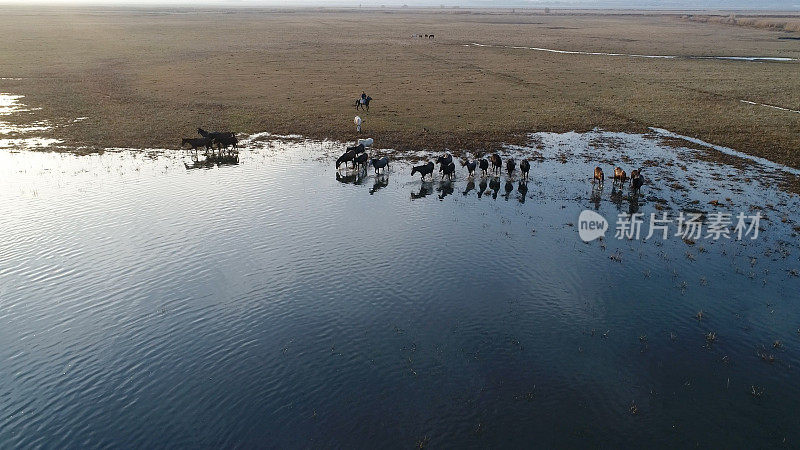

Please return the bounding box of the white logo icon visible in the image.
[578,210,608,242]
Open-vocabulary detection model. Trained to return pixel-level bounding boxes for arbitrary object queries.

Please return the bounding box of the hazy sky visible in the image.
[1,0,798,9]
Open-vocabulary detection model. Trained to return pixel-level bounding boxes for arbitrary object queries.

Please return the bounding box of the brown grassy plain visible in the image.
[0,7,798,167]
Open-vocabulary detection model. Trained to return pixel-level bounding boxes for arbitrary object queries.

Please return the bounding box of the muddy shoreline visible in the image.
[2,9,799,174]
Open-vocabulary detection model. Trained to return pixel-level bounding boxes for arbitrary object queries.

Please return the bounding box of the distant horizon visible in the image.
[0,1,798,12]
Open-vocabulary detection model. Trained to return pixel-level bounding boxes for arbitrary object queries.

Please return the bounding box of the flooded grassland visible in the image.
[2,121,800,447]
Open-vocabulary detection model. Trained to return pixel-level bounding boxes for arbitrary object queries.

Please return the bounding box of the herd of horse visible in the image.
[409,153,531,182]
[182,127,645,196]
[181,128,239,154]
[336,146,535,182]
[593,165,645,192]
[336,143,647,198]
[335,139,388,174]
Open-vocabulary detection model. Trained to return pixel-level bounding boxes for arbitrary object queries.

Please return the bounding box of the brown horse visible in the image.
[490,153,502,174]
[593,167,605,184]
[613,167,627,184]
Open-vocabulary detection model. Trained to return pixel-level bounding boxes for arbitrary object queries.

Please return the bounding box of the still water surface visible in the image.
[1,132,800,447]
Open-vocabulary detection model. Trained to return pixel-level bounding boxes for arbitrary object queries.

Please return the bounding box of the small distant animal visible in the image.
[336,150,356,169]
[411,161,435,180]
[629,168,641,184]
[436,153,453,167]
[440,161,456,180]
[613,167,627,184]
[593,167,604,184]
[181,137,212,152]
[478,158,489,176]
[355,96,372,111]
[429,34,435,39]
[462,159,477,176]
[357,138,373,148]
[354,152,369,169]
[370,156,389,174]
[347,143,366,155]
[520,159,530,179]
[506,158,516,177]
[490,153,502,174]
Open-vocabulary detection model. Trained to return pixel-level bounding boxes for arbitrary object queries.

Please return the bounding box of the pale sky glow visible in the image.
[0,0,798,8]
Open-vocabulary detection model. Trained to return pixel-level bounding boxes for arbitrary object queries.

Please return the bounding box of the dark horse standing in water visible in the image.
[197,128,237,153]
[355,96,372,111]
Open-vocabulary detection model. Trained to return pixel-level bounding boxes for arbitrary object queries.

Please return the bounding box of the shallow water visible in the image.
[740,99,800,115]
[1,132,800,448]
[0,93,61,150]
[468,42,799,62]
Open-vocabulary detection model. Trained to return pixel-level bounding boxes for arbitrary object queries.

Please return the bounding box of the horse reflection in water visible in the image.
[590,182,603,210]
[503,180,514,201]
[517,180,528,204]
[477,178,488,198]
[369,174,389,195]
[184,152,239,170]
[336,169,367,185]
[462,180,475,196]
[609,183,642,214]
[610,184,625,210]
[489,177,501,199]
[437,180,454,200]
[411,181,433,200]
[628,190,642,214]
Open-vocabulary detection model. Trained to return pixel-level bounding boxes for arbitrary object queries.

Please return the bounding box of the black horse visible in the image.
[462,159,477,177]
[181,137,213,152]
[440,161,456,180]
[411,161,435,180]
[354,152,369,170]
[520,159,531,179]
[506,158,516,177]
[370,156,389,174]
[197,128,236,153]
[478,158,489,177]
[215,134,238,153]
[197,128,234,141]
[347,143,366,155]
[355,96,372,111]
[336,150,356,169]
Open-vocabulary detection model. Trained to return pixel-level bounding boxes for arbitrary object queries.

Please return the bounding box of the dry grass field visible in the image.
[683,13,800,32]
[1,7,799,166]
